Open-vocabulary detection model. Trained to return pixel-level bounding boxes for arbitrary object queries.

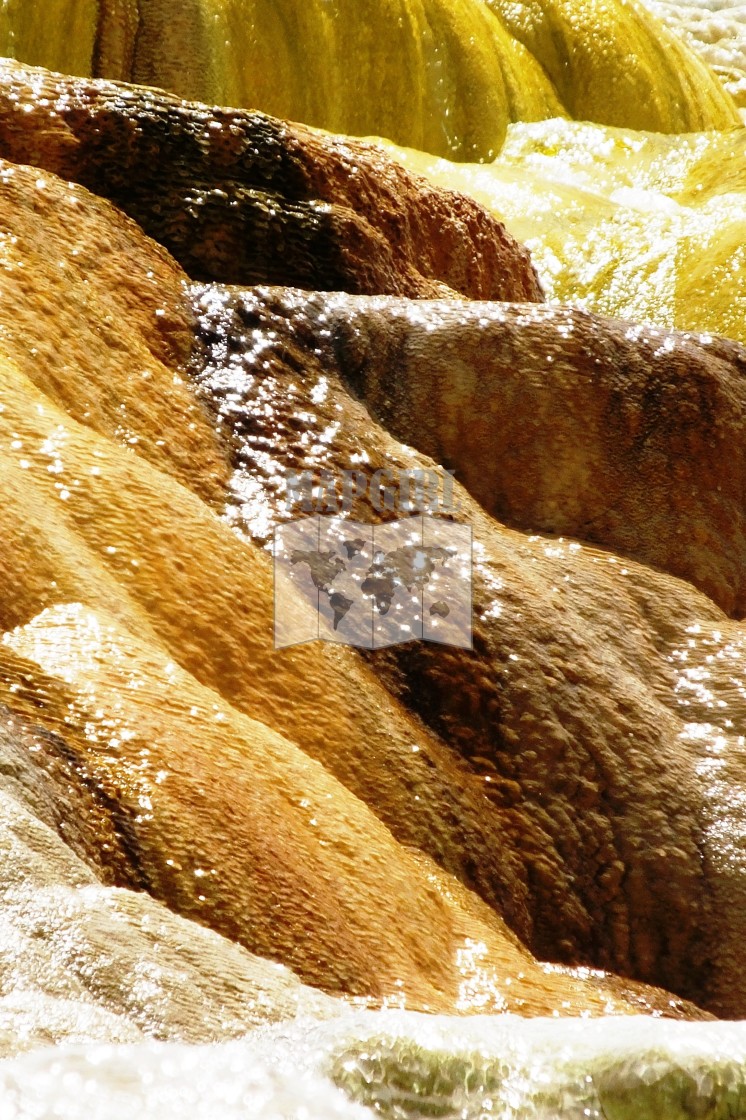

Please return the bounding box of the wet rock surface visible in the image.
[0,157,698,1026]
[0,706,340,1058]
[0,43,743,1058]
[191,286,746,617]
[231,290,746,617]
[191,283,746,1017]
[0,61,544,303]
[0,153,229,506]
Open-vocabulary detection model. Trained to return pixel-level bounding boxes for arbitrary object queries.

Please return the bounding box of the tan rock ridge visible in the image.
[0,388,689,1018]
[0,61,544,303]
[191,284,746,1018]
[3,604,684,1019]
[0,705,341,1057]
[0,141,738,1024]
[0,154,229,507]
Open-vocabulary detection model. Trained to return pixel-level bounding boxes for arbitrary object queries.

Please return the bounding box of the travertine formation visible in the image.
[0,39,744,1059]
[0,0,739,155]
[0,707,339,1057]
[0,155,703,1036]
[192,283,746,1018]
[0,62,543,302]
[233,290,746,616]
[483,0,740,128]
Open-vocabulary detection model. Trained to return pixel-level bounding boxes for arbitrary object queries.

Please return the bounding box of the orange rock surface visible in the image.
[1,58,745,1031]
[0,156,701,1027]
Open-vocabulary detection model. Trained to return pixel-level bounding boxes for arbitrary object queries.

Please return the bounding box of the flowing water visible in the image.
[380,121,746,340]
[5,1013,746,1118]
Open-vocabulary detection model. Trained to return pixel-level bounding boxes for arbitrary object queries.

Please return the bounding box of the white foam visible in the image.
[642,0,746,97]
[3,1011,746,1119]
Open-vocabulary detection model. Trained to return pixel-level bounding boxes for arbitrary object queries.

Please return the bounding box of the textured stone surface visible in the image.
[242,291,746,617]
[483,0,740,129]
[0,708,339,1057]
[190,283,746,1017]
[0,156,690,1023]
[3,603,676,1018]
[0,155,228,506]
[0,62,543,302]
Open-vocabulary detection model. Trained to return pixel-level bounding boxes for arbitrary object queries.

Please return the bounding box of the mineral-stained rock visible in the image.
[0,162,534,957]
[3,603,684,1018]
[482,0,740,131]
[0,710,340,1056]
[0,61,543,303]
[1,337,680,1016]
[248,291,746,618]
[0,154,689,1019]
[0,154,229,506]
[0,703,143,890]
[190,283,746,1017]
[0,147,738,1020]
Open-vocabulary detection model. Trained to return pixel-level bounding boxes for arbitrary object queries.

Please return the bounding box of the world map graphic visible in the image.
[274,516,472,650]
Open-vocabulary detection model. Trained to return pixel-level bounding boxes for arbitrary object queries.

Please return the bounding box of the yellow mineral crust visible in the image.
[642,0,746,110]
[0,0,100,79]
[0,0,739,159]
[132,0,562,161]
[483,0,740,131]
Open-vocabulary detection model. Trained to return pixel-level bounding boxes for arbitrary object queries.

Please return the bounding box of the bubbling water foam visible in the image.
[3,1011,746,1119]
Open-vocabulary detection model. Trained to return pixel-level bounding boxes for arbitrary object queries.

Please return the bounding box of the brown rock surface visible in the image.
[190,284,746,1017]
[0,155,229,506]
[0,155,688,1022]
[0,706,341,1055]
[0,61,543,303]
[2,605,675,1018]
[227,291,746,618]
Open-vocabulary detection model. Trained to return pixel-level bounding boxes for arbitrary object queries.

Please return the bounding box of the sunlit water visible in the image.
[642,0,746,107]
[4,1012,746,1118]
